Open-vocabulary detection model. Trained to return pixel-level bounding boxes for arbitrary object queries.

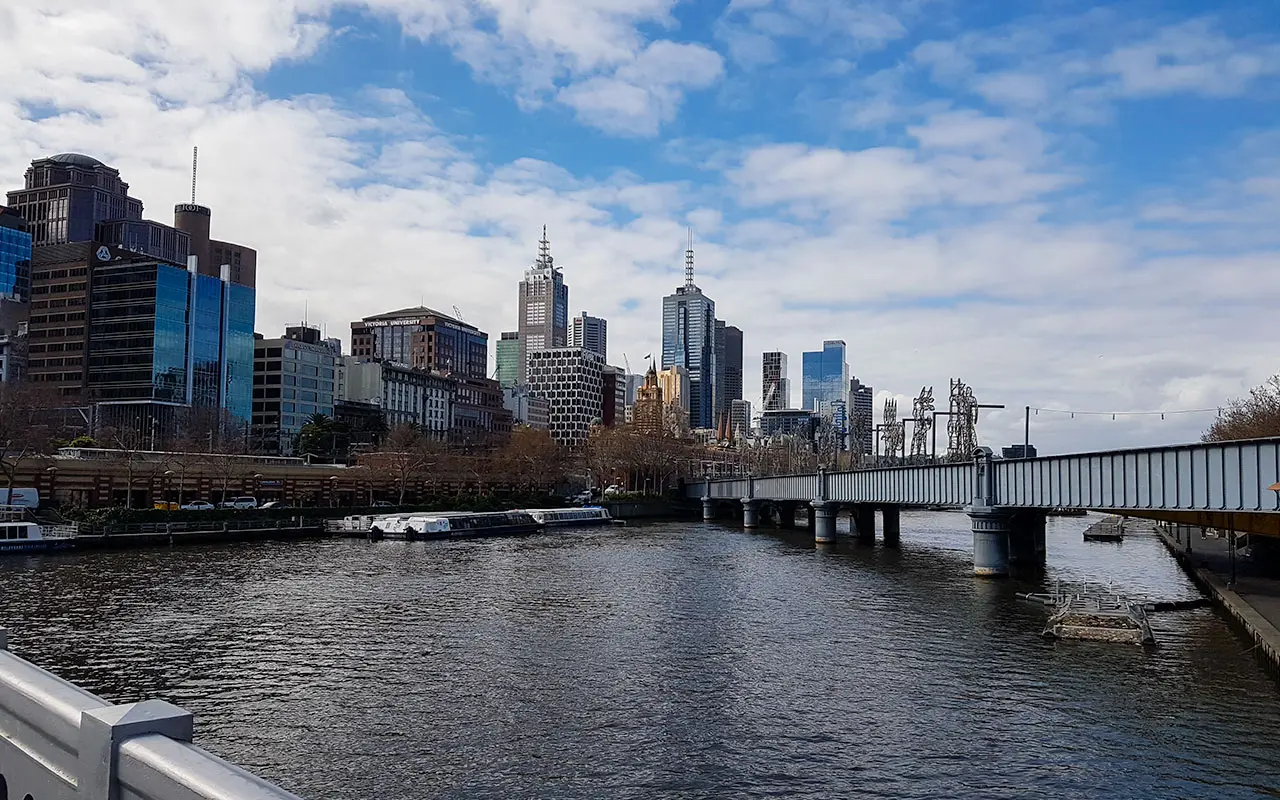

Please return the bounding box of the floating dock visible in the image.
[1083,516,1125,542]
[1021,588,1155,645]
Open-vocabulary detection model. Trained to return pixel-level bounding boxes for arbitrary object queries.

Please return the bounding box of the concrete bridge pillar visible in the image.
[853,504,876,544]
[969,506,1012,577]
[881,505,901,546]
[702,497,716,522]
[741,498,760,529]
[806,504,816,530]
[811,501,838,544]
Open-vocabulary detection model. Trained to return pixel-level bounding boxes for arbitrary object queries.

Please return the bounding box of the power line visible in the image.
[1029,406,1222,420]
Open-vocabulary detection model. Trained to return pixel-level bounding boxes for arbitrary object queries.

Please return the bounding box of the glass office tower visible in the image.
[0,207,32,299]
[661,245,716,430]
[802,340,849,416]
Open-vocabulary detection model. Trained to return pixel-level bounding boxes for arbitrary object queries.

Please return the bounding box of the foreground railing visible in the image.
[0,628,304,799]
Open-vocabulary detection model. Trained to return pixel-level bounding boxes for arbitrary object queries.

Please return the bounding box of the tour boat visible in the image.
[523,507,613,527]
[0,518,77,553]
[368,511,540,540]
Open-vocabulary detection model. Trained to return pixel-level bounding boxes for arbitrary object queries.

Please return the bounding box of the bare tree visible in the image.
[367,424,437,505]
[1204,376,1280,442]
[0,384,56,494]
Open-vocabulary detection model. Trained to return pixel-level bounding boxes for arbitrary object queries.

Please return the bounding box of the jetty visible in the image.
[1083,516,1125,542]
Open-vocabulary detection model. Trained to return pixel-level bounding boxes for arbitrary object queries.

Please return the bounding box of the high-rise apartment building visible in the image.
[350,306,488,379]
[802,340,849,415]
[729,399,752,439]
[6,154,143,247]
[714,321,742,423]
[849,376,874,456]
[251,325,340,455]
[517,227,569,385]
[762,351,789,411]
[661,243,716,430]
[526,347,603,447]
[569,312,606,360]
[495,331,520,389]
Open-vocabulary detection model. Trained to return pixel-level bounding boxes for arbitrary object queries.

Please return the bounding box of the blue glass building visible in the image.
[802,340,849,418]
[0,207,32,300]
[661,246,717,430]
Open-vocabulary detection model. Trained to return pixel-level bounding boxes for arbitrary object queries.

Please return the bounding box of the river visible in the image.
[2,512,1279,798]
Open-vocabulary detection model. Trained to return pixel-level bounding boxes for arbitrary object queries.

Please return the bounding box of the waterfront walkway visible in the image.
[1157,522,1280,673]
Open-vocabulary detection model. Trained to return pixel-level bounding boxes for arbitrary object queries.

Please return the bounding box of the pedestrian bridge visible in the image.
[687,438,1280,575]
[0,627,301,799]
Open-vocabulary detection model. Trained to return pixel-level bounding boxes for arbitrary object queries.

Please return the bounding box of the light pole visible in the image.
[329,476,340,508]
[44,465,58,509]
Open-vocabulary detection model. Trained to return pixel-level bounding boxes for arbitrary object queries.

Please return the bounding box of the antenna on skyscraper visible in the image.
[684,227,695,287]
[537,225,553,268]
[191,146,198,204]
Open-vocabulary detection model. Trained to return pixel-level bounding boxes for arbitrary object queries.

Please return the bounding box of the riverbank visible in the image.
[1156,522,1280,676]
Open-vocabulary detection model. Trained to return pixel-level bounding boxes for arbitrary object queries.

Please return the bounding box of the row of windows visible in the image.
[32,267,88,281]
[27,357,84,368]
[30,297,86,310]
[31,281,87,295]
[29,371,83,382]
[28,327,85,339]
[28,312,86,325]
[27,341,85,353]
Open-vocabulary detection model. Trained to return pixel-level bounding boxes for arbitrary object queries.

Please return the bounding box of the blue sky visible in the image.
[1,0,1278,452]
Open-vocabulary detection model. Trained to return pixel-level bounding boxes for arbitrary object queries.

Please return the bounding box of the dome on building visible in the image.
[45,153,106,168]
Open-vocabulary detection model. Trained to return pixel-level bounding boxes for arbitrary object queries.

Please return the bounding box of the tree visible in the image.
[367,424,439,505]
[1204,376,1280,442]
[0,384,55,493]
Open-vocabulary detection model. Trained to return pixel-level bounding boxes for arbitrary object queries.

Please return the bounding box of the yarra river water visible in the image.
[3,513,1280,798]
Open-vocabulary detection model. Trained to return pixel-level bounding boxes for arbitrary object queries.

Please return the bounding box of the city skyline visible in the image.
[4,2,1277,452]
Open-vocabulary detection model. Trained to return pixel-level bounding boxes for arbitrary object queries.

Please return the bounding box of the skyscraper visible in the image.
[350,306,489,379]
[5,153,255,425]
[762,351,789,411]
[0,206,32,301]
[496,331,520,389]
[517,226,569,386]
[526,347,603,447]
[714,321,743,422]
[802,340,849,415]
[661,240,716,430]
[849,376,874,456]
[569,312,606,359]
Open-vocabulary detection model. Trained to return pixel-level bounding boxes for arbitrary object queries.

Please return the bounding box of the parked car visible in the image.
[218,496,258,510]
[603,485,623,497]
[180,501,215,511]
[371,501,395,508]
[258,501,290,509]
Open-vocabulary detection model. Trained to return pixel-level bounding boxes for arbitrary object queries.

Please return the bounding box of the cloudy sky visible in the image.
[2,0,1277,454]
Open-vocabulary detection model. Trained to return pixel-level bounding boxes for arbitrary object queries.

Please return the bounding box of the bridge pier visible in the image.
[811,501,837,544]
[806,505,816,530]
[882,505,901,546]
[741,498,760,529]
[702,497,716,522]
[969,505,1012,577]
[853,504,876,544]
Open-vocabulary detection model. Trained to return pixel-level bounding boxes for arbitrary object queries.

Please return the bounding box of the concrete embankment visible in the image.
[603,500,699,520]
[72,520,330,550]
[1156,522,1280,676]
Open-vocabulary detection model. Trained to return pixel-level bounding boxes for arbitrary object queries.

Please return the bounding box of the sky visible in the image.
[1,0,1278,455]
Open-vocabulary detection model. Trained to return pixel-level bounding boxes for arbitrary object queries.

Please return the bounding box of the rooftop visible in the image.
[42,153,107,168]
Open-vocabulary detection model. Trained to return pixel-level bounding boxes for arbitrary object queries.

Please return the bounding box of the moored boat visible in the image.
[364,510,540,540]
[0,507,78,553]
[523,507,612,527]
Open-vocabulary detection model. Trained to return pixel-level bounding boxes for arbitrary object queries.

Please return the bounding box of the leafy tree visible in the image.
[1204,376,1280,442]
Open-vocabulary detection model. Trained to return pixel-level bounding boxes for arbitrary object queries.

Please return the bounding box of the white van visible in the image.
[0,488,39,509]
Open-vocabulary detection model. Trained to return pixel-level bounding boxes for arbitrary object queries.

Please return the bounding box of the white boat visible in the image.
[524,507,613,527]
[0,507,77,553]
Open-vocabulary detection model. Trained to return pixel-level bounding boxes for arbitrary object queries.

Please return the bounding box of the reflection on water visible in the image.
[2,512,1278,799]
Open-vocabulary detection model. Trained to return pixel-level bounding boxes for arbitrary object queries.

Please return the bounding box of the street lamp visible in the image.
[44,465,58,509]
[329,476,340,508]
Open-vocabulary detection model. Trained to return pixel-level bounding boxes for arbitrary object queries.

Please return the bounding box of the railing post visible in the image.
[80,700,194,800]
[0,626,7,650]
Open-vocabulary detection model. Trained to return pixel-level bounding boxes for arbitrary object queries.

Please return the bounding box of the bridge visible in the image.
[0,627,301,799]
[687,438,1280,576]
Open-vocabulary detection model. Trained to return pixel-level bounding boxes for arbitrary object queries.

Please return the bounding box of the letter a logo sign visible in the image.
[95,246,111,262]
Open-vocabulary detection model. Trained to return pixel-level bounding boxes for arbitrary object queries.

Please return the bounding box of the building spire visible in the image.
[684,227,695,287]
[536,224,554,269]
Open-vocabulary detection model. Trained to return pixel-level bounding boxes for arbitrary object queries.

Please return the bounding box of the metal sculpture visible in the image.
[882,397,904,458]
[911,386,934,459]
[946,379,979,460]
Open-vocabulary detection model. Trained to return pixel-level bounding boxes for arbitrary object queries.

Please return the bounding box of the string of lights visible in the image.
[1028,406,1221,420]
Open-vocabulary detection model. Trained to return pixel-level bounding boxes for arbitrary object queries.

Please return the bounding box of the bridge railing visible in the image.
[0,628,303,800]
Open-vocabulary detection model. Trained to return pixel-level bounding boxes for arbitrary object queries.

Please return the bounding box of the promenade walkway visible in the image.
[1157,521,1280,673]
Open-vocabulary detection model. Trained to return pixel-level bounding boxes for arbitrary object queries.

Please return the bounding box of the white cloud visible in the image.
[1104,19,1280,97]
[717,0,907,67]
[556,41,724,136]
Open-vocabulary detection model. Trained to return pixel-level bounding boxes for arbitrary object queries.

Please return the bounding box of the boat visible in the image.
[1047,507,1088,517]
[367,510,540,541]
[523,507,612,527]
[0,507,78,553]
[1083,516,1125,542]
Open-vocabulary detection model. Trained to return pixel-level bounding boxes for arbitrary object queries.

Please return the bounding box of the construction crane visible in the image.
[622,352,632,374]
[453,305,464,321]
